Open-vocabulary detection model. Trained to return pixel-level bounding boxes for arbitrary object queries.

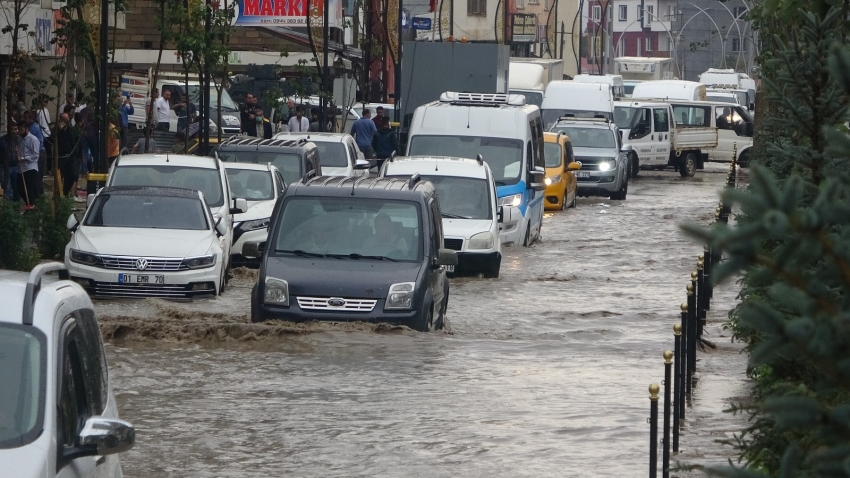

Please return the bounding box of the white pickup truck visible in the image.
[615,100,755,177]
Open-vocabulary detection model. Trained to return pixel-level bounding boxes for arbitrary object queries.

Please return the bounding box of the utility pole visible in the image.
[321,0,330,131]
[202,0,211,154]
[394,0,402,123]
[99,0,109,175]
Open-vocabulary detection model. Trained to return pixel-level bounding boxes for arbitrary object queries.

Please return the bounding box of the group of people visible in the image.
[1,91,97,208]
[238,94,339,139]
[350,106,398,164]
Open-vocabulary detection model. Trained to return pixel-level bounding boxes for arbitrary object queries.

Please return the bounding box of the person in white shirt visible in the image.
[155,90,172,131]
[287,105,309,132]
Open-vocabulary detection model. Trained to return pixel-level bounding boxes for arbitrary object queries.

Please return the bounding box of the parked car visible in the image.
[542,131,581,210]
[0,262,135,477]
[65,186,229,297]
[247,175,458,331]
[381,155,502,278]
[215,136,321,186]
[549,117,629,200]
[225,162,286,266]
[105,153,245,279]
[273,132,369,177]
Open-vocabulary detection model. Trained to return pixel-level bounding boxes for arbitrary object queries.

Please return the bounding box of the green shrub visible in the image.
[0,200,40,270]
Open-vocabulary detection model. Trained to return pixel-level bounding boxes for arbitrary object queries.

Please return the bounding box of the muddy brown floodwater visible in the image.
[97,163,747,477]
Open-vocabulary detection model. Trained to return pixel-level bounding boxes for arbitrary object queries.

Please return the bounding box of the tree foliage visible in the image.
[681,2,850,475]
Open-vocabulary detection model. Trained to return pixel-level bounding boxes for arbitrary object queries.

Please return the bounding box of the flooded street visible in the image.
[98,163,743,477]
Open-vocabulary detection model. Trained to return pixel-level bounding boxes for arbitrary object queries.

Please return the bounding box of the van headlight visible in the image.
[264,277,289,305]
[70,249,100,266]
[599,161,614,171]
[497,194,522,207]
[385,282,415,310]
[468,231,495,250]
[181,255,216,269]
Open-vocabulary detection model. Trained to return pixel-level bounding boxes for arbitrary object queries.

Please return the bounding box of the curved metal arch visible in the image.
[675,3,726,71]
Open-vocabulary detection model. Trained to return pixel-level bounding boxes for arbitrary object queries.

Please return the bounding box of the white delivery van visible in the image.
[669,100,755,165]
[541,81,615,129]
[631,80,707,101]
[572,74,626,99]
[381,156,502,277]
[509,62,547,108]
[614,101,719,177]
[705,90,742,106]
[406,92,547,247]
[698,68,756,111]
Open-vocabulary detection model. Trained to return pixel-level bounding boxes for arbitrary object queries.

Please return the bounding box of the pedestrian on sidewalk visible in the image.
[240,93,258,134]
[155,90,172,131]
[56,113,81,197]
[372,116,398,168]
[16,121,42,208]
[36,95,53,174]
[23,111,46,194]
[118,95,134,149]
[1,125,22,201]
[351,108,378,159]
[287,105,309,133]
[132,127,157,154]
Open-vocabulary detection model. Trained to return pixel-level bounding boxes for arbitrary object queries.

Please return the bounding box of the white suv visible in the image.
[0,263,135,477]
[273,132,368,177]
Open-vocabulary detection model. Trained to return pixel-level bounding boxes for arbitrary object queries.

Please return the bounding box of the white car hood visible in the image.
[443,218,494,239]
[234,200,275,223]
[75,227,215,257]
[322,166,352,177]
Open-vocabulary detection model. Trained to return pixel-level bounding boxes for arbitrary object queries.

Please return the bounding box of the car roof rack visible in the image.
[23,262,69,326]
[408,172,421,190]
[557,115,610,124]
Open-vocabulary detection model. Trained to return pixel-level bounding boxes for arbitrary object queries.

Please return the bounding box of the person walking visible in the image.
[351,108,378,159]
[16,121,41,208]
[118,95,134,149]
[107,121,120,166]
[287,105,309,132]
[35,95,52,174]
[372,116,398,167]
[56,113,81,197]
[240,94,258,133]
[372,106,385,129]
[1,125,22,200]
[155,89,172,131]
[23,111,46,194]
[132,127,157,153]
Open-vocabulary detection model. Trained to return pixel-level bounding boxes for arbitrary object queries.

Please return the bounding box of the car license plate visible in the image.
[445,265,455,273]
[118,274,165,284]
[576,171,591,178]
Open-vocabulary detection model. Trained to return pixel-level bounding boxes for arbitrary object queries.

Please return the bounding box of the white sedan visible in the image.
[224,162,285,265]
[65,186,227,298]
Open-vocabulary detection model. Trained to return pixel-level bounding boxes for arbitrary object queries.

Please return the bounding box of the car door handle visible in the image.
[651,134,655,140]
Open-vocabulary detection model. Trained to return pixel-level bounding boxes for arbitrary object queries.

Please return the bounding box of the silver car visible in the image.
[550,118,629,200]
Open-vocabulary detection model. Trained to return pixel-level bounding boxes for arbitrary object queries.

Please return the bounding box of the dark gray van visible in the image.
[247,175,458,331]
[215,137,321,186]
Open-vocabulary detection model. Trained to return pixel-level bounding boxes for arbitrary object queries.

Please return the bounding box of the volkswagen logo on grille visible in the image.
[135,258,149,271]
[327,298,346,307]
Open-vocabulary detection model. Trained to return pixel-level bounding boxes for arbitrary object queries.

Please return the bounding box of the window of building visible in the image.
[645,37,652,51]
[646,5,653,23]
[618,5,627,21]
[516,0,524,9]
[637,38,642,56]
[468,0,486,16]
[592,5,601,21]
[733,6,747,20]
[637,5,642,21]
[529,0,539,6]
[666,4,674,21]
[732,37,747,52]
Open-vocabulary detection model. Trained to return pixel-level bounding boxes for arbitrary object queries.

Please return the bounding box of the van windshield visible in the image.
[110,165,224,207]
[407,136,524,185]
[542,109,612,130]
[0,324,45,449]
[509,90,543,108]
[614,106,640,130]
[85,193,209,230]
[550,126,616,149]
[271,197,421,261]
[186,86,238,111]
[388,175,491,220]
[311,142,348,167]
[217,150,303,186]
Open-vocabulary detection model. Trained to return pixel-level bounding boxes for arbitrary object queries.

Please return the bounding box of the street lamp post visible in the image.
[98,0,108,176]
[394,0,402,124]
[321,0,330,132]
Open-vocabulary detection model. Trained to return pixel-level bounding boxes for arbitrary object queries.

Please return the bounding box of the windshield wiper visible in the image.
[441,213,470,219]
[276,249,325,258]
[347,253,398,262]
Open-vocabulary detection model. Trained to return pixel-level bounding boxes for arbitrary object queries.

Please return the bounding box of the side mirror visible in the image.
[354,159,371,170]
[230,197,248,214]
[529,166,546,191]
[436,248,458,267]
[566,162,581,171]
[749,103,755,111]
[243,241,266,258]
[215,218,228,237]
[63,416,135,461]
[745,123,754,137]
[66,214,79,232]
[497,206,504,223]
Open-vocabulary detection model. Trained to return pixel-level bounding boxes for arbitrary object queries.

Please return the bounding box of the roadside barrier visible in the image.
[647,145,738,477]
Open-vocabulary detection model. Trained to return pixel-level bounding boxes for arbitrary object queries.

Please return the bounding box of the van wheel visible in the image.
[629,153,640,178]
[414,306,434,332]
[569,193,577,209]
[522,221,531,247]
[611,180,628,200]
[738,150,750,168]
[680,153,697,177]
[436,292,448,330]
[483,256,501,278]
[250,284,263,323]
[218,268,226,295]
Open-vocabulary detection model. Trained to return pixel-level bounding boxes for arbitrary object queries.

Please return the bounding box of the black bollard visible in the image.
[663,351,673,478]
[704,244,714,301]
[697,257,706,338]
[649,383,659,478]
[673,322,683,451]
[685,278,697,396]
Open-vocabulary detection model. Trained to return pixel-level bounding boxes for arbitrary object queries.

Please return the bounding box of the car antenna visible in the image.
[466,107,471,128]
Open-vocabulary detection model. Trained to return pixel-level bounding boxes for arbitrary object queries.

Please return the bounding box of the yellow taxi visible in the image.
[543,131,581,210]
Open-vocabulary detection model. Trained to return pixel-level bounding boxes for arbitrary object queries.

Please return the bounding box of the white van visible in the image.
[572,74,626,99]
[509,62,547,108]
[381,156,502,277]
[669,100,755,165]
[406,92,547,247]
[541,81,615,129]
[631,80,707,101]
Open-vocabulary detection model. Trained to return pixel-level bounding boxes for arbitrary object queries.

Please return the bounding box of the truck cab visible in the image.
[615,101,676,175]
[0,263,135,478]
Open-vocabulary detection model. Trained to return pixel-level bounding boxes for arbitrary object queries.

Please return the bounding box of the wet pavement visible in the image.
[97,163,748,477]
